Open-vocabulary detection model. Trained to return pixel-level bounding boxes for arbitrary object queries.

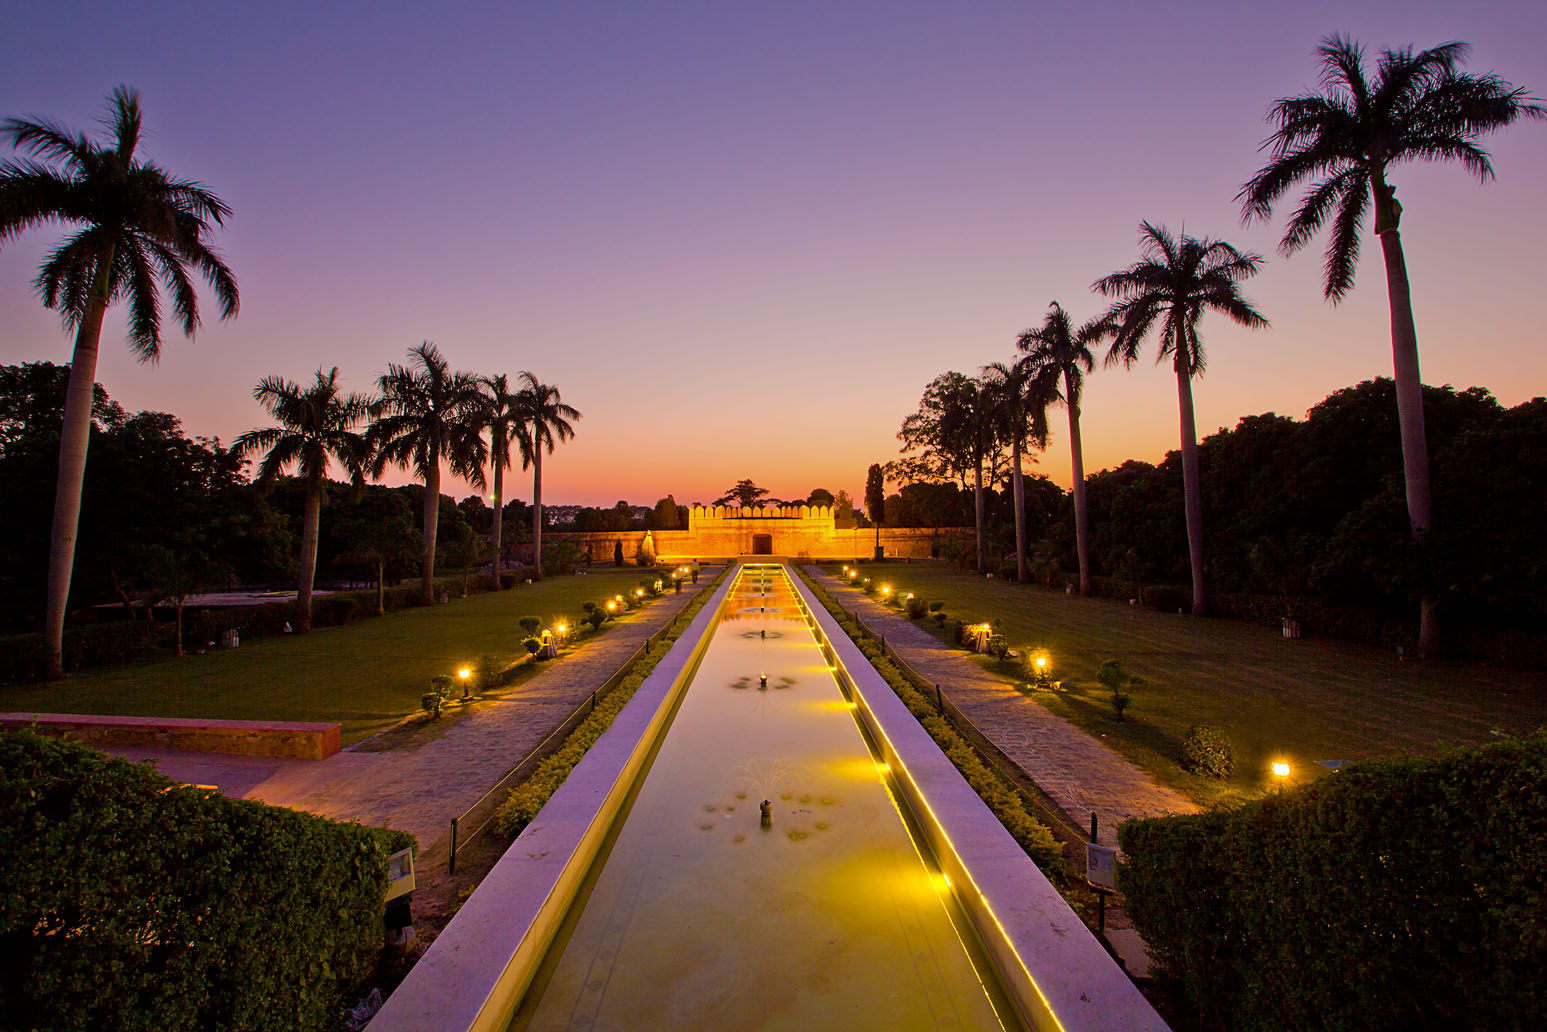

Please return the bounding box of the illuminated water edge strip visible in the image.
[370,570,739,1032]
[789,569,1171,1032]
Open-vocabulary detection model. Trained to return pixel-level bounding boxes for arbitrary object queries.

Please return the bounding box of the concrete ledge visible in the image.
[0,712,342,761]
[791,574,1171,1032]
[371,569,738,1032]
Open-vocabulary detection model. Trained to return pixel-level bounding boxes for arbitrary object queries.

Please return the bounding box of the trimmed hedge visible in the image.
[1119,732,1547,1032]
[803,577,1064,874]
[0,730,414,1032]
[493,571,726,838]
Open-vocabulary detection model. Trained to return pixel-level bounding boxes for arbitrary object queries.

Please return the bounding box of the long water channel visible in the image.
[507,564,1023,1031]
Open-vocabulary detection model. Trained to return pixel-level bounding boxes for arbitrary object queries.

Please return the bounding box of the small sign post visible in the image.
[1085,812,1116,934]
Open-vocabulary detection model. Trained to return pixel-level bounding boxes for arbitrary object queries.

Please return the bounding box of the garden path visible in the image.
[804,568,1197,851]
[106,574,715,853]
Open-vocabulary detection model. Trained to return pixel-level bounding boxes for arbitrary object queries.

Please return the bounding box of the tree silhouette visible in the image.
[1239,35,1543,656]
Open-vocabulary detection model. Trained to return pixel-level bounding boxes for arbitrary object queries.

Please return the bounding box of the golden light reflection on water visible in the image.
[507,563,1018,1032]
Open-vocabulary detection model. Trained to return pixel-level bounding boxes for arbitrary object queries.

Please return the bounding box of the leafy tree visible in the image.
[369,343,487,605]
[864,463,885,557]
[1239,36,1543,656]
[806,487,835,508]
[1,86,239,679]
[1018,302,1109,595]
[714,479,769,508]
[1096,222,1268,615]
[328,485,417,614]
[515,372,580,580]
[651,494,685,530]
[233,368,369,632]
[832,489,858,528]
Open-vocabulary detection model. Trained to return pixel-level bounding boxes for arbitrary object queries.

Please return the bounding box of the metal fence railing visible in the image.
[445,588,706,874]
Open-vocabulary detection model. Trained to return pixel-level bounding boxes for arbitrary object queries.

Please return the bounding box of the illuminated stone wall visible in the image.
[543,504,946,563]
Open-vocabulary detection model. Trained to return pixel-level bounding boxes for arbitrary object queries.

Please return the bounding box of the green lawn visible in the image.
[0,569,673,745]
[819,563,1547,806]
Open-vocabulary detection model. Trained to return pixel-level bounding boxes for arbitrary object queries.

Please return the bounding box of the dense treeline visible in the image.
[1059,380,1547,645]
[0,363,494,634]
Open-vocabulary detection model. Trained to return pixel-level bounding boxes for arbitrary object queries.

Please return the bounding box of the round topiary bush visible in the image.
[522,636,542,656]
[519,616,541,636]
[1182,724,1234,779]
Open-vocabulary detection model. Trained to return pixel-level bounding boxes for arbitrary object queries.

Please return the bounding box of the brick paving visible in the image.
[106,574,716,852]
[805,568,1197,850]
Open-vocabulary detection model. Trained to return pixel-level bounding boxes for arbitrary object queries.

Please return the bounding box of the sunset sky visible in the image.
[2,1,1544,508]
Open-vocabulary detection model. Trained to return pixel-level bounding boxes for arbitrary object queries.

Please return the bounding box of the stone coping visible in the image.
[0,712,342,761]
[369,568,739,1032]
[790,574,1171,1032]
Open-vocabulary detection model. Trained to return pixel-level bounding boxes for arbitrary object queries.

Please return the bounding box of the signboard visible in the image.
[385,847,415,902]
[1085,842,1117,892]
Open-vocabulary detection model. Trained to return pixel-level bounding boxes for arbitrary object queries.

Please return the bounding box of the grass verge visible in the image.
[818,562,1547,808]
[0,569,679,744]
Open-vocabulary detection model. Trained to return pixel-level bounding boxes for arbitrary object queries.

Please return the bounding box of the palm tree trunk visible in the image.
[43,256,114,681]
[1067,375,1092,596]
[1175,361,1207,617]
[1376,219,1438,657]
[490,463,504,589]
[1012,432,1027,583]
[531,450,544,580]
[296,480,322,632]
[421,461,440,605]
[375,555,386,615]
[973,460,986,574]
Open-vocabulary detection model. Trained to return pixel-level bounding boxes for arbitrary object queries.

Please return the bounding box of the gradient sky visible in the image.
[2,1,1544,508]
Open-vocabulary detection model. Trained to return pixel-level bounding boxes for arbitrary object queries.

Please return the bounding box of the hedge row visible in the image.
[492,570,727,837]
[801,576,1064,874]
[1118,732,1547,1032]
[0,729,414,1032]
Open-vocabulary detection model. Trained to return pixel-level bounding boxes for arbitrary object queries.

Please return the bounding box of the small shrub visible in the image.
[1182,724,1234,779]
[932,610,948,627]
[475,653,503,691]
[519,616,541,637]
[522,636,542,655]
[950,618,967,645]
[586,609,606,631]
[905,595,928,619]
[988,634,1010,665]
[420,691,442,719]
[581,601,597,615]
[927,600,945,613]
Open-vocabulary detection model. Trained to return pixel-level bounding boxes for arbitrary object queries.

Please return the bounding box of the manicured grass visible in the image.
[821,563,1547,806]
[0,569,675,745]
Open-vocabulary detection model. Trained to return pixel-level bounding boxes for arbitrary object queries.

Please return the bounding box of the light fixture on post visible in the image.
[458,666,472,698]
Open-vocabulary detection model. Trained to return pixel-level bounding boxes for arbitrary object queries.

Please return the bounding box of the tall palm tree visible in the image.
[1239,36,1542,656]
[1,86,238,679]
[1095,222,1268,616]
[480,373,528,590]
[369,343,487,605]
[514,372,580,580]
[234,368,370,632]
[982,359,1049,584]
[1018,302,1108,596]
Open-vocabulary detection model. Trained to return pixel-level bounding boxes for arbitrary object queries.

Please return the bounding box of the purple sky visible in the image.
[3,1,1544,508]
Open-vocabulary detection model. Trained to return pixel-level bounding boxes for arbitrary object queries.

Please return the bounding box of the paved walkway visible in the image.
[107,574,717,852]
[805,568,1197,850]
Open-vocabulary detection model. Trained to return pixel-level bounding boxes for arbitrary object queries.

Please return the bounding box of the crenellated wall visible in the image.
[534,504,949,563]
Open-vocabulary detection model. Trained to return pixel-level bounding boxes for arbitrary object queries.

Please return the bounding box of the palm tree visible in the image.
[514,372,580,580]
[1095,222,1268,616]
[480,373,528,590]
[1239,36,1542,656]
[982,359,1049,583]
[369,343,487,605]
[1,86,239,679]
[1018,303,1108,596]
[233,368,370,632]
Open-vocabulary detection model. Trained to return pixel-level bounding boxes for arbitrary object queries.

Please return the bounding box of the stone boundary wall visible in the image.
[533,503,955,563]
[0,712,342,760]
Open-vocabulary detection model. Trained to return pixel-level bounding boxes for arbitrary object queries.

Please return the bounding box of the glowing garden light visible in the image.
[1272,761,1291,779]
